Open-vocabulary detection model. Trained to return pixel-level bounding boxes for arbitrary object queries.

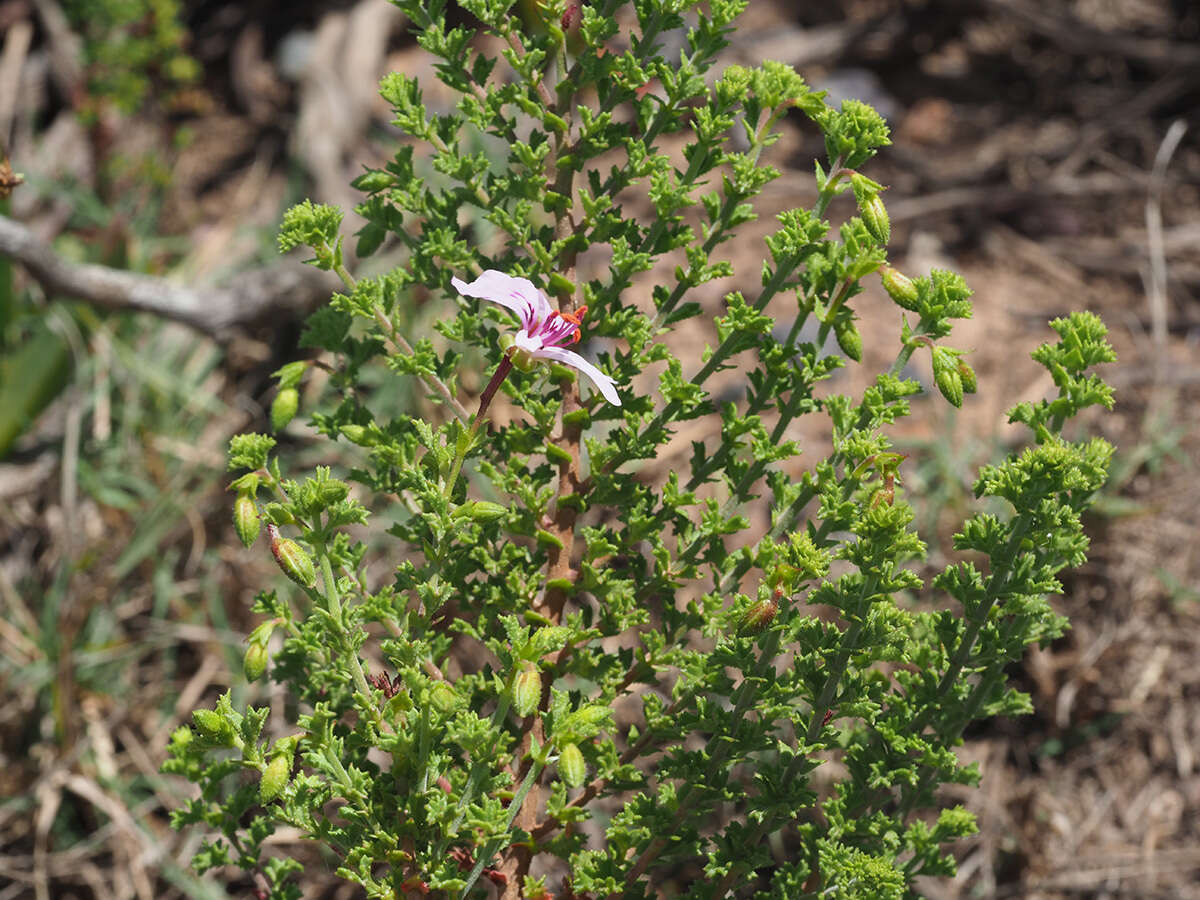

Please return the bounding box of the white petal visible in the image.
[536,346,622,406]
[513,331,545,353]
[451,270,552,323]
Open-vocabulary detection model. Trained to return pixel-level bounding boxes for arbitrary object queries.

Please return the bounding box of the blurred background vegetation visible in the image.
[1,1,1198,897]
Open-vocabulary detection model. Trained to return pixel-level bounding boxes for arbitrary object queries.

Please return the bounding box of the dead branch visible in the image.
[0,213,339,334]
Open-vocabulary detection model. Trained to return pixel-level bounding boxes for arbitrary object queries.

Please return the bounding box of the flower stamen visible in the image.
[549,305,588,344]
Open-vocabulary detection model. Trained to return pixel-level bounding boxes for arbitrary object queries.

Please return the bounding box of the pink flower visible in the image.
[452,270,621,406]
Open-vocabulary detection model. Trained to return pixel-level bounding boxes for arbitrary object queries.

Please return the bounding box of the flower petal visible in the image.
[451,270,551,324]
[513,331,545,354]
[535,346,622,406]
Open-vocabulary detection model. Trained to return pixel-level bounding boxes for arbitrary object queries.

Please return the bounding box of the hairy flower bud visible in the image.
[267,524,317,588]
[741,596,779,633]
[430,682,460,714]
[860,194,890,245]
[932,348,964,408]
[511,662,542,718]
[834,320,863,362]
[192,709,234,746]
[558,741,586,789]
[270,387,299,432]
[234,493,260,548]
[351,170,395,193]
[243,642,269,681]
[259,750,292,802]
[454,500,509,522]
[880,267,919,312]
[340,424,370,445]
[850,172,889,245]
[957,358,977,394]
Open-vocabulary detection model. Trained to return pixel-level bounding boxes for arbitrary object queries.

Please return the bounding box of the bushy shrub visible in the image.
[165,2,1115,896]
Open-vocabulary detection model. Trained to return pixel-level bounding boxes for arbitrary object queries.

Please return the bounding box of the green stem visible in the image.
[319,552,384,733]
[815,157,850,219]
[416,701,433,794]
[443,355,513,500]
[449,694,513,837]
[333,261,356,291]
[458,757,547,899]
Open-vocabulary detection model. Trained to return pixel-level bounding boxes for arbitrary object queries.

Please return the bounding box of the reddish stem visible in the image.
[477,355,514,423]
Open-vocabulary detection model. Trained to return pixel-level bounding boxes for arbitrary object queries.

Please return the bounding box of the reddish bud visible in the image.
[484,868,508,888]
[561,2,585,55]
[741,596,779,633]
[562,2,580,31]
[881,267,919,312]
[267,524,317,588]
[957,358,977,394]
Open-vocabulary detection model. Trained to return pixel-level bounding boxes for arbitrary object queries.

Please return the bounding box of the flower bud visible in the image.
[429,682,460,714]
[881,267,919,312]
[850,173,889,245]
[511,662,542,718]
[243,642,269,681]
[234,494,260,548]
[259,750,292,802]
[558,741,586,789]
[270,387,299,432]
[340,424,368,445]
[267,524,317,588]
[932,347,964,408]
[741,596,779,633]
[956,358,977,394]
[454,500,509,522]
[192,709,234,746]
[351,170,395,193]
[860,194,890,245]
[834,320,862,362]
[262,502,295,526]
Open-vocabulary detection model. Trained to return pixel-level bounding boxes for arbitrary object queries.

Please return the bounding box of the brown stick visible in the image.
[0,213,339,334]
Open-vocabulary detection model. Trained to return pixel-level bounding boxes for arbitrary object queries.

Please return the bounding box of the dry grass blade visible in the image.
[1144,118,1187,384]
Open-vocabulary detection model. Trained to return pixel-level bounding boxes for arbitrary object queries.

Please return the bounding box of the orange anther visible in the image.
[559,305,588,327]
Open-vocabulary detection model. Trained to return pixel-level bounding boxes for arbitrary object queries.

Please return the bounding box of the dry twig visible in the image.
[1144,119,1188,382]
[0,214,339,334]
